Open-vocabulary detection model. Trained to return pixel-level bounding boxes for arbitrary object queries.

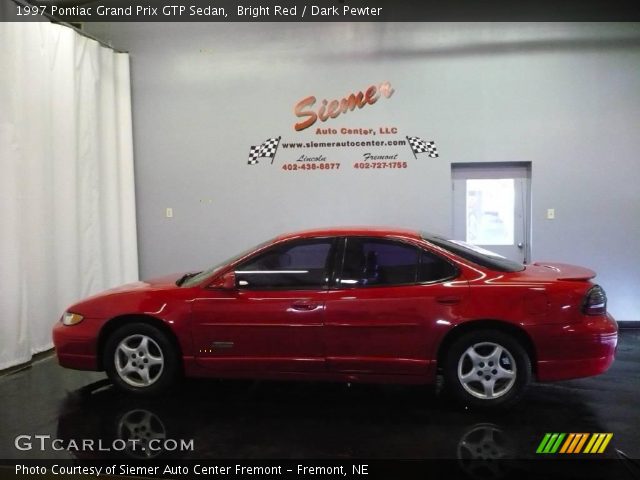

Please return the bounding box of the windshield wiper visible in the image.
[176,272,200,286]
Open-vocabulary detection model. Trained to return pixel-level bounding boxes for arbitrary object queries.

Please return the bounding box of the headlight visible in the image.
[62,312,84,326]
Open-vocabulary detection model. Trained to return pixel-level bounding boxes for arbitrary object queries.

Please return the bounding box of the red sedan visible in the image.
[53,227,617,407]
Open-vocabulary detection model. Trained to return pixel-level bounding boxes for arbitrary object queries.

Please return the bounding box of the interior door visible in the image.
[452,162,531,263]
[191,238,335,373]
[324,237,466,376]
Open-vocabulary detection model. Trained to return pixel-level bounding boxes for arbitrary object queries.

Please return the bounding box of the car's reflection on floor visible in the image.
[456,423,515,479]
[115,407,168,459]
[56,377,609,464]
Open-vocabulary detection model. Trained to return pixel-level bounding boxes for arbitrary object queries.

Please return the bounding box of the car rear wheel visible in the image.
[444,330,531,408]
[104,323,179,395]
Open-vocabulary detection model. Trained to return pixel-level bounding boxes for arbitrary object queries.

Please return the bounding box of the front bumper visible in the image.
[532,313,618,382]
[52,319,102,371]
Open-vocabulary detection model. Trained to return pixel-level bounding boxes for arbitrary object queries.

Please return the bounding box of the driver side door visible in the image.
[191,237,336,374]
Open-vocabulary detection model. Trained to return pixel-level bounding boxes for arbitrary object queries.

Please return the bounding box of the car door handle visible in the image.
[290,301,322,311]
[436,295,461,305]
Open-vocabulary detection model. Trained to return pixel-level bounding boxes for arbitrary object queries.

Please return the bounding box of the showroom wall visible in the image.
[86,22,640,321]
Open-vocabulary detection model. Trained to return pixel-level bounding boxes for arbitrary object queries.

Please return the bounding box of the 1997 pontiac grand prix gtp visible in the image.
[53,227,617,407]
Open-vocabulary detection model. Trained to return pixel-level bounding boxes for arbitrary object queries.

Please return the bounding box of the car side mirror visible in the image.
[210,271,236,290]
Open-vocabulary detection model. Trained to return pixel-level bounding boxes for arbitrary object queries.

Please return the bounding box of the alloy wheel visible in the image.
[114,334,165,387]
[457,342,517,400]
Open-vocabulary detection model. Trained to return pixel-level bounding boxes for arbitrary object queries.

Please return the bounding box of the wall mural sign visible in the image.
[293,81,395,132]
[246,81,439,171]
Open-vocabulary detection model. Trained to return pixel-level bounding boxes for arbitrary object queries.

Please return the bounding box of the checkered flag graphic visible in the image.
[407,136,439,158]
[247,136,281,165]
[248,145,261,165]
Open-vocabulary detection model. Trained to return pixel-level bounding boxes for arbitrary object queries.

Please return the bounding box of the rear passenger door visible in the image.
[324,237,463,376]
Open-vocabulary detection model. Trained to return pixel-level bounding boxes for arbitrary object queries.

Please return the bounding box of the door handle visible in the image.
[290,301,321,311]
[436,296,461,305]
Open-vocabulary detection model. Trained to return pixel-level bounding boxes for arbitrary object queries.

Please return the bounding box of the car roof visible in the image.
[274,226,423,241]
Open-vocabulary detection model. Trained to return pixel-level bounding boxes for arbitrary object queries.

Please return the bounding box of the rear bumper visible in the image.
[52,320,100,371]
[532,314,618,382]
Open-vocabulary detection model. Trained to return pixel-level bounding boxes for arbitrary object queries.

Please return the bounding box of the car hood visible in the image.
[111,273,184,291]
[72,273,184,304]
[63,273,189,318]
[523,262,596,281]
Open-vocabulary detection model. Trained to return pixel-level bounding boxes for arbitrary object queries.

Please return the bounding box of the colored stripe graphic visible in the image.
[559,433,575,453]
[584,433,614,453]
[584,433,600,453]
[550,433,565,453]
[536,433,565,453]
[570,433,588,454]
[543,433,559,453]
[537,433,613,454]
[536,433,552,453]
[597,433,613,453]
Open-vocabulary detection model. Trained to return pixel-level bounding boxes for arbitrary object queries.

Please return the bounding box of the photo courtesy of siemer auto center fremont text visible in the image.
[1,1,639,479]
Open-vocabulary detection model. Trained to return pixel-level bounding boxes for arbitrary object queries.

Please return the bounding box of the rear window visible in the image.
[422,233,525,273]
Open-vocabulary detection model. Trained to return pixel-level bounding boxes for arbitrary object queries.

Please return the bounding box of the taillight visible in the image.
[583,285,607,315]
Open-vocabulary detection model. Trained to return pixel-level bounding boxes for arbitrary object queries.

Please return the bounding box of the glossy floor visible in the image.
[1,331,638,462]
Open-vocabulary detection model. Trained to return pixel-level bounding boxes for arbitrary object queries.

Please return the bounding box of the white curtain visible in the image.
[0,23,138,370]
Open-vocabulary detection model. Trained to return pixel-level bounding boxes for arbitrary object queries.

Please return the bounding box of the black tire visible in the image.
[444,330,531,409]
[104,323,180,395]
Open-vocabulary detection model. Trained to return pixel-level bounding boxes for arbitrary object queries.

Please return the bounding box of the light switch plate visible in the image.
[547,208,555,220]
[166,207,173,218]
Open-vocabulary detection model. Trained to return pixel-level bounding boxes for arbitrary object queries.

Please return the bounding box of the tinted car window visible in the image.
[340,238,457,287]
[418,249,458,283]
[422,233,525,273]
[235,239,333,289]
[339,238,413,287]
[179,239,274,287]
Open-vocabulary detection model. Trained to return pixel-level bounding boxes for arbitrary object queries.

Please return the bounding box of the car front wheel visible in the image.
[444,330,531,408]
[104,323,179,395]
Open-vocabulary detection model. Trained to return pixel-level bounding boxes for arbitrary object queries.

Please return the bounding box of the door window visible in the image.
[451,162,531,263]
[418,249,458,282]
[339,238,455,287]
[235,239,333,289]
[466,178,515,245]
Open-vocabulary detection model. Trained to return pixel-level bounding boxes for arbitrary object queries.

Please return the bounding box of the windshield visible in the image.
[179,238,274,287]
[422,233,525,273]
